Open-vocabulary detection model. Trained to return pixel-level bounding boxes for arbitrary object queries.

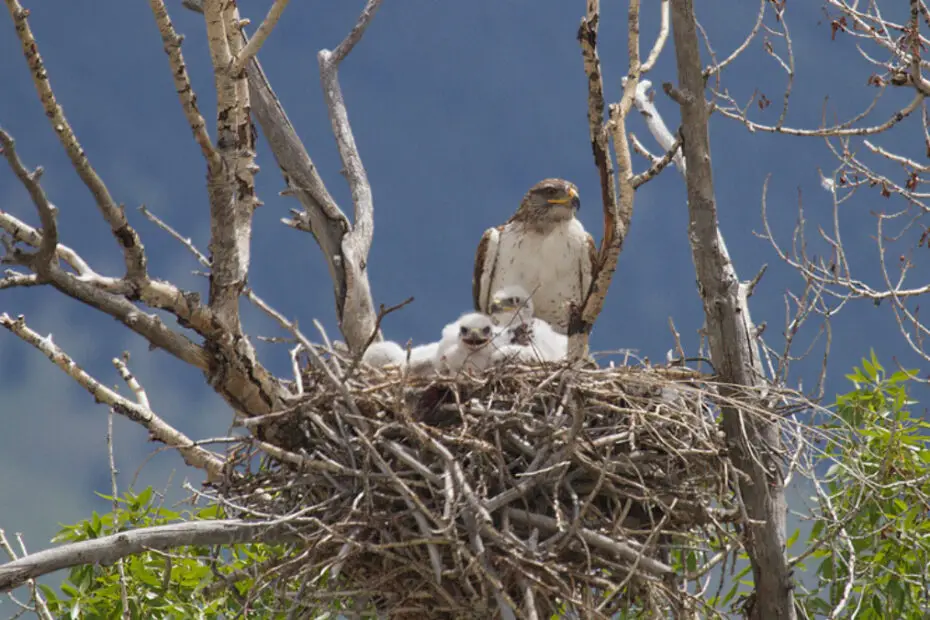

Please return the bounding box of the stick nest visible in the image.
[220,359,740,618]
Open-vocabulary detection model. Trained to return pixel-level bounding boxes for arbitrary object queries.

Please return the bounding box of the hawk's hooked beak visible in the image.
[547,186,581,210]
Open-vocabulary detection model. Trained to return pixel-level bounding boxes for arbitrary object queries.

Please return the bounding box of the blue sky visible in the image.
[0,0,926,590]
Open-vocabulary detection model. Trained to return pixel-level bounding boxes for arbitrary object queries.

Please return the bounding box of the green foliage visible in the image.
[795,351,930,619]
[39,488,301,620]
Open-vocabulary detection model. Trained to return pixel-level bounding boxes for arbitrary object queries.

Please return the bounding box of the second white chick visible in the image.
[407,342,440,375]
[436,312,500,374]
[362,340,406,368]
[488,285,567,363]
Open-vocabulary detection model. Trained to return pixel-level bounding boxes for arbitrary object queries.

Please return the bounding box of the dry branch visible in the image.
[0,313,225,480]
[570,0,641,358]
[5,0,148,284]
[4,5,289,422]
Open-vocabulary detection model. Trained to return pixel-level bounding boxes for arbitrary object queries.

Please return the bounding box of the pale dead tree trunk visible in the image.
[670,1,795,618]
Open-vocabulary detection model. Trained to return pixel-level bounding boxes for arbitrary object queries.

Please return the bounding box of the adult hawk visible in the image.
[473,178,597,335]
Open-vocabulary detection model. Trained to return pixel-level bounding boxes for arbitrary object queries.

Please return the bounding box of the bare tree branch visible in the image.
[314,0,383,352]
[147,0,219,166]
[233,0,290,74]
[0,129,57,267]
[641,0,670,74]
[0,519,303,593]
[0,313,226,480]
[670,1,795,618]
[5,0,148,284]
[570,0,641,358]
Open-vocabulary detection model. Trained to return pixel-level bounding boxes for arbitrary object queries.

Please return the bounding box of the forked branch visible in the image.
[183,0,381,353]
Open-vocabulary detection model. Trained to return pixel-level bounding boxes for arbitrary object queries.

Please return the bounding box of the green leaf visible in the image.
[136,486,154,508]
[786,528,800,548]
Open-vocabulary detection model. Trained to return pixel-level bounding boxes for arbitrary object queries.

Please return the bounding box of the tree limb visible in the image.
[232,0,290,74]
[5,0,148,285]
[670,1,795,618]
[570,0,640,358]
[0,313,225,480]
[147,0,219,166]
[0,519,303,593]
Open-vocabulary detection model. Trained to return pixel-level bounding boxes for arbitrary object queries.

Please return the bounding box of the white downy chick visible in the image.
[361,340,406,368]
[436,312,499,374]
[407,342,440,375]
[488,286,567,364]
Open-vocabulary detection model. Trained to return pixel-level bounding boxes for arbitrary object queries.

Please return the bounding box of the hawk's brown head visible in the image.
[514,178,580,225]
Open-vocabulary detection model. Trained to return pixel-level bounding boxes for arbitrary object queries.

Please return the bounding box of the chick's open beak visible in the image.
[461,327,491,347]
[547,186,581,209]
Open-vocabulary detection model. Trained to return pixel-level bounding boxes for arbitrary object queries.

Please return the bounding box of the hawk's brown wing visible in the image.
[472,226,502,312]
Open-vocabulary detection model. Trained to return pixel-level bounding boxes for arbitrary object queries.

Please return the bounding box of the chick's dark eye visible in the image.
[460,326,468,336]
[482,327,491,335]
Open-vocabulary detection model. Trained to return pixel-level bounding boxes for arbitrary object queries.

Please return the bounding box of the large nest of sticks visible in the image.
[220,354,741,618]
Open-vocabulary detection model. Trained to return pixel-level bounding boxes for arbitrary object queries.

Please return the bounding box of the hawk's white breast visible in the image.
[491,219,588,332]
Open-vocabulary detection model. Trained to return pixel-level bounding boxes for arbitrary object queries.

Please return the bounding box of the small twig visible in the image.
[106,409,131,620]
[632,133,684,189]
[233,0,291,73]
[745,264,768,298]
[0,129,58,268]
[139,205,211,268]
